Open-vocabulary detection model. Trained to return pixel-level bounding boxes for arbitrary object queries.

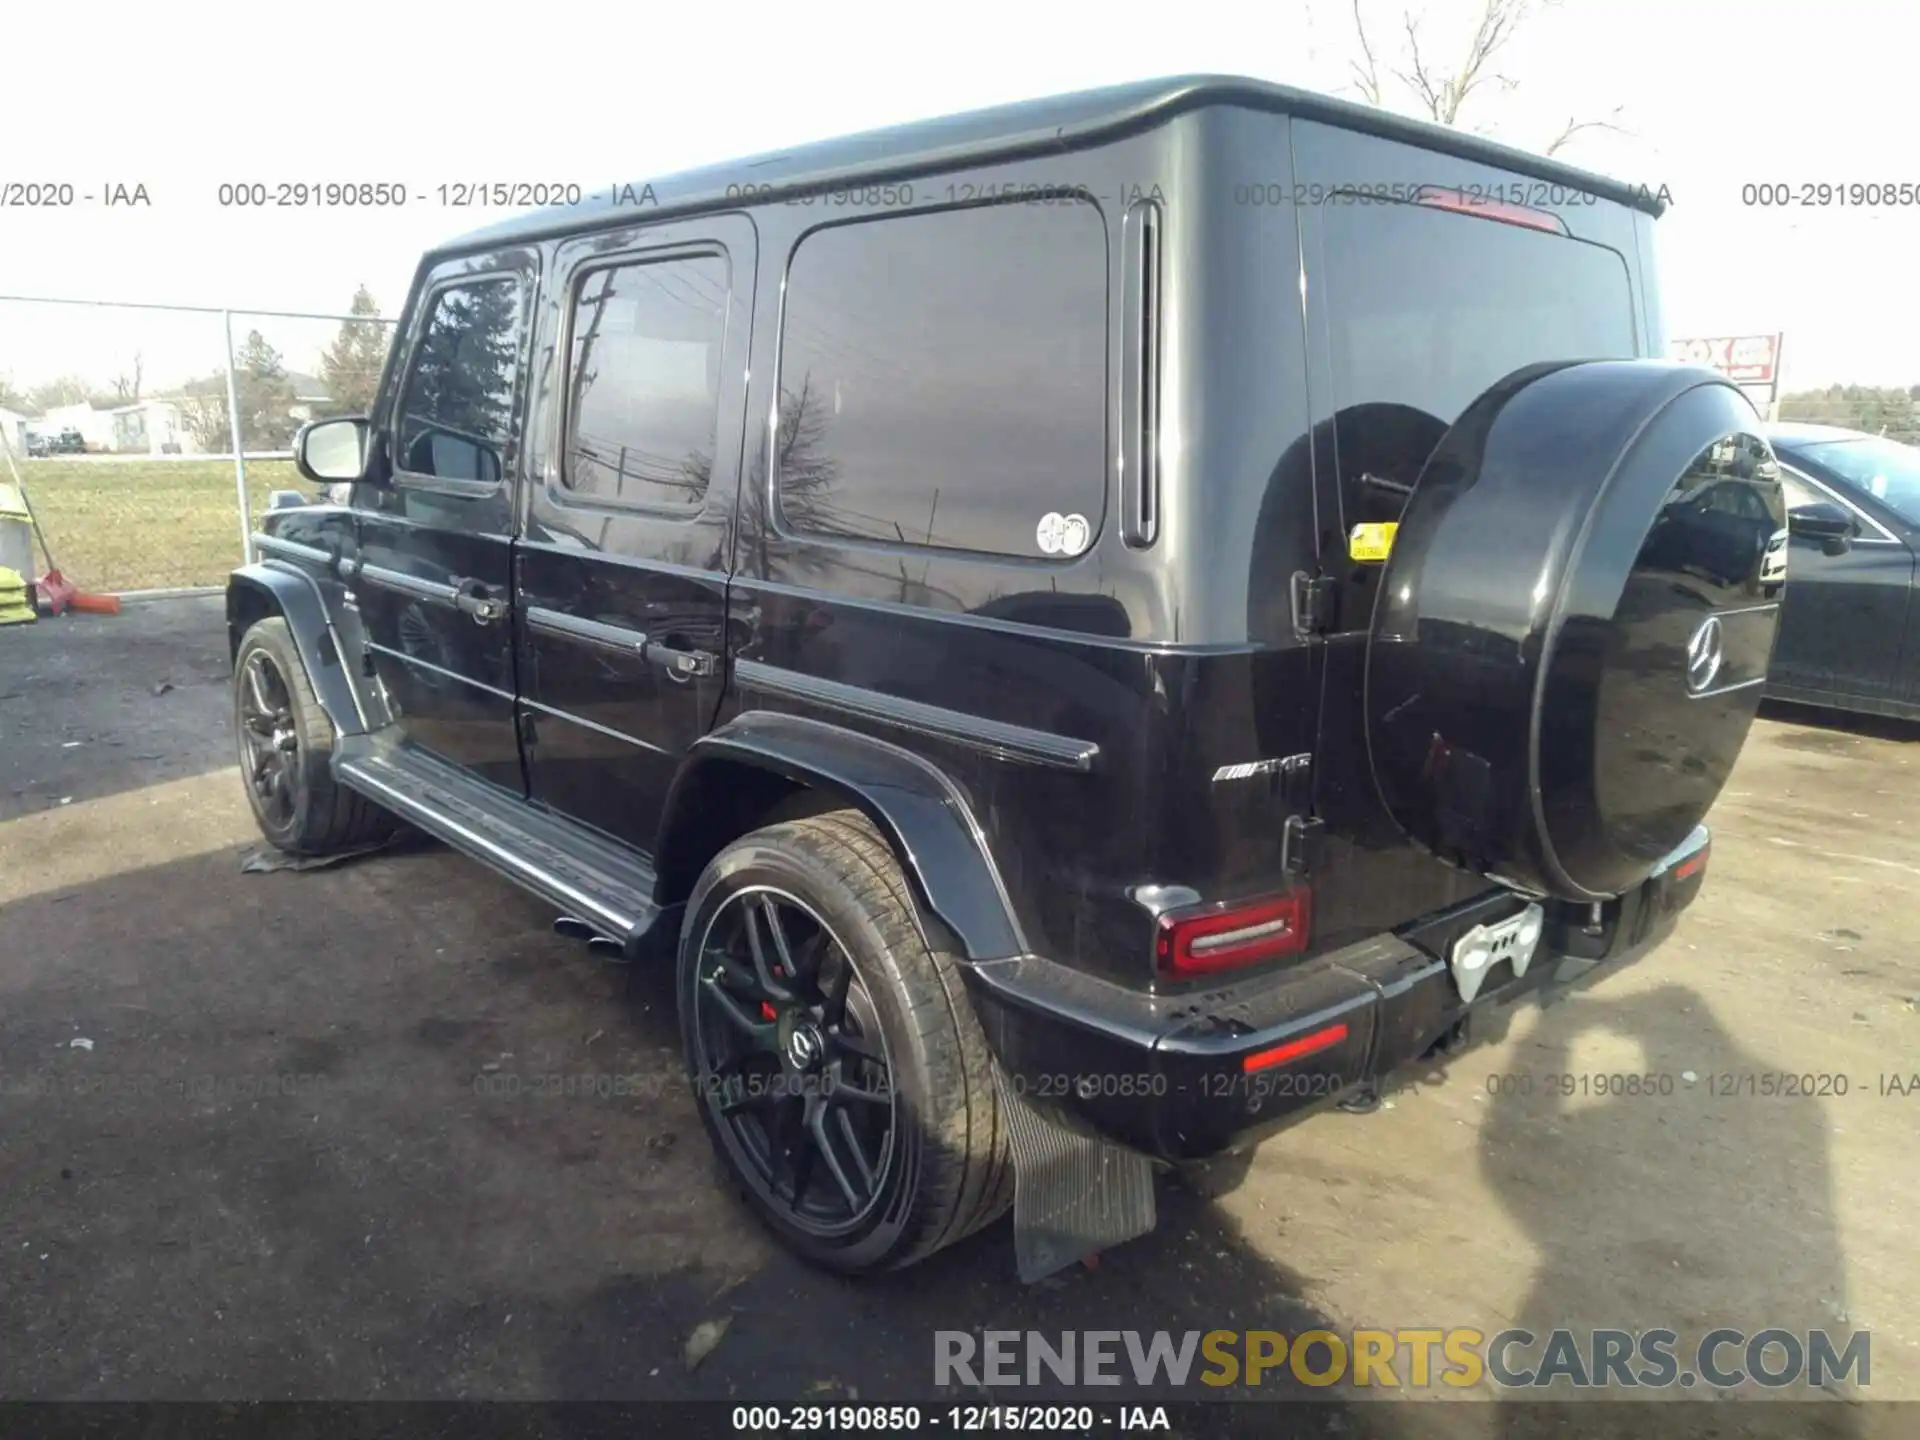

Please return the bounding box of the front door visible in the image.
[515,217,755,851]
[352,250,538,793]
[1772,466,1916,706]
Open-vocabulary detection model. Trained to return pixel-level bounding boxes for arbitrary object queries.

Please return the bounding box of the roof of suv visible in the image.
[431,73,1665,258]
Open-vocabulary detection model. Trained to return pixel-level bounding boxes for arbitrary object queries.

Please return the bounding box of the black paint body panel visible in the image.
[235,76,1742,1163]
[1766,433,1920,718]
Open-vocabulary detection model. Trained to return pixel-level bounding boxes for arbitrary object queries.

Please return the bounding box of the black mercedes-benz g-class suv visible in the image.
[228,75,1786,1282]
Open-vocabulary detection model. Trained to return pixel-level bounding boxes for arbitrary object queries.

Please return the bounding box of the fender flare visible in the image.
[661,710,1028,962]
[227,562,372,737]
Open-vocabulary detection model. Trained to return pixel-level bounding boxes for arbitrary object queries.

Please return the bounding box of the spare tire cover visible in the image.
[1365,360,1783,902]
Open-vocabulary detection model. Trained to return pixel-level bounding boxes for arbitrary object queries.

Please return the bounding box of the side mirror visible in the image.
[294,417,371,485]
[1787,501,1855,556]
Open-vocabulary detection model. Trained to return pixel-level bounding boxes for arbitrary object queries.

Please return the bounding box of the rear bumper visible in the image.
[963,825,1711,1161]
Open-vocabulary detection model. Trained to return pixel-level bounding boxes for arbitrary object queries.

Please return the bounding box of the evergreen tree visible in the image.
[234,330,298,449]
[405,281,520,446]
[319,286,390,417]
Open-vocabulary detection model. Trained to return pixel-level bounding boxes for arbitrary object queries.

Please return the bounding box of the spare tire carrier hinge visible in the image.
[1291,571,1336,637]
[1283,814,1325,876]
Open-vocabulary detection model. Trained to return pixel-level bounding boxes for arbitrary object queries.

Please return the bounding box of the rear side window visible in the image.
[396,276,525,483]
[775,201,1107,557]
[562,253,730,510]
[1322,200,1637,431]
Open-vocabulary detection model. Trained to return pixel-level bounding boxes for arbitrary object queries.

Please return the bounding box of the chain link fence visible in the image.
[0,297,398,592]
[7,295,1910,594]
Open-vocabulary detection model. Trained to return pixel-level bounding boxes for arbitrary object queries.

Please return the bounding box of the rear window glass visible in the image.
[1322,201,1638,429]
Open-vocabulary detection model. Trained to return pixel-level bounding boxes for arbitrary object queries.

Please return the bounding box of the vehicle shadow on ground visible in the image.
[0,838,1876,1436]
[1175,969,1870,1439]
[1476,980,1865,1439]
[546,951,1379,1416]
[0,840,1359,1428]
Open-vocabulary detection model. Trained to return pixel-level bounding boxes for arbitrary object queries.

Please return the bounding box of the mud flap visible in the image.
[992,1063,1157,1282]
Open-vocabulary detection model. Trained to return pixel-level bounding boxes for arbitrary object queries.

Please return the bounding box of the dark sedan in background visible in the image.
[1766,423,1920,720]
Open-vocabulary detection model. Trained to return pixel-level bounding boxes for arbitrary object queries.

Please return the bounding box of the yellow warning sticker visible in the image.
[1348,521,1398,562]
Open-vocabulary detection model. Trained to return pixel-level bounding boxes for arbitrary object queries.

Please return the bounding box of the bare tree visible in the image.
[1348,0,1385,104]
[111,352,144,403]
[1543,102,1627,156]
[1344,0,1626,153]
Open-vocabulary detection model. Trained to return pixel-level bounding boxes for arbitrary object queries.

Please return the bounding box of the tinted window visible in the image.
[1779,472,1821,510]
[1322,202,1637,436]
[1697,481,1771,520]
[564,253,729,509]
[1791,436,1920,525]
[776,201,1106,557]
[396,277,524,483]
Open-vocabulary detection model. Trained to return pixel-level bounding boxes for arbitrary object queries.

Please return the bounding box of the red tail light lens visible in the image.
[1414,185,1569,236]
[1672,847,1709,881]
[1243,1022,1349,1073]
[1156,888,1312,979]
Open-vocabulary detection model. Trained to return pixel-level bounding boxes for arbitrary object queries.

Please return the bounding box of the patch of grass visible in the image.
[9,458,301,591]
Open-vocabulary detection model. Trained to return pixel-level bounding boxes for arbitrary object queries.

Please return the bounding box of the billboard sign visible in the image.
[1669,334,1784,417]
[1668,334,1782,383]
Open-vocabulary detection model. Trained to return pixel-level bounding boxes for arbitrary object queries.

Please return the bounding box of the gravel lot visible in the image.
[2,598,1914,1436]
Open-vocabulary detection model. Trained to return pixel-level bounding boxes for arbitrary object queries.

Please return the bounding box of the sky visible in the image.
[0,0,1909,396]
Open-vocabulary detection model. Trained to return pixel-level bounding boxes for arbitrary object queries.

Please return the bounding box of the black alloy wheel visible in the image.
[688,885,899,1236]
[237,646,301,832]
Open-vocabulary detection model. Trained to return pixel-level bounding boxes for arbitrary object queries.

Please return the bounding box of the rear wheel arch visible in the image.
[655,718,1019,962]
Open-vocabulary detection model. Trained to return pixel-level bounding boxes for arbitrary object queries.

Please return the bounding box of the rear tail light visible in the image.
[1672,846,1709,881]
[1155,888,1312,979]
[1414,185,1569,236]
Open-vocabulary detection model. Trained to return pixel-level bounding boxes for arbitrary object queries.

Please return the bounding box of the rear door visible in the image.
[514,216,755,852]
[1291,121,1650,945]
[353,250,537,792]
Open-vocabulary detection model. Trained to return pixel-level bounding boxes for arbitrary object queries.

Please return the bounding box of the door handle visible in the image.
[451,577,507,626]
[643,639,717,682]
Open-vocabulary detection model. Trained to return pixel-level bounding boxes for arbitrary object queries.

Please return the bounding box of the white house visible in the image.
[286,372,337,427]
[34,403,117,453]
[0,406,33,460]
[109,398,203,455]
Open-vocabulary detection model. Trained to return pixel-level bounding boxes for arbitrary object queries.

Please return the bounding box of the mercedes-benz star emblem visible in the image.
[1686,615,1725,695]
[786,1025,824,1070]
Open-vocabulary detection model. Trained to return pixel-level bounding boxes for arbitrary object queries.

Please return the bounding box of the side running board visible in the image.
[332,734,663,950]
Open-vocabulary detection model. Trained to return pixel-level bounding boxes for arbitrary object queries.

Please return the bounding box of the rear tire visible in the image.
[677,809,1013,1273]
[233,616,393,855]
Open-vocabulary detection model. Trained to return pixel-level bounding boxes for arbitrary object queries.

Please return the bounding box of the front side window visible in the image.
[563,253,730,509]
[1779,471,1821,510]
[395,276,525,483]
[1791,436,1920,526]
[774,200,1107,558]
